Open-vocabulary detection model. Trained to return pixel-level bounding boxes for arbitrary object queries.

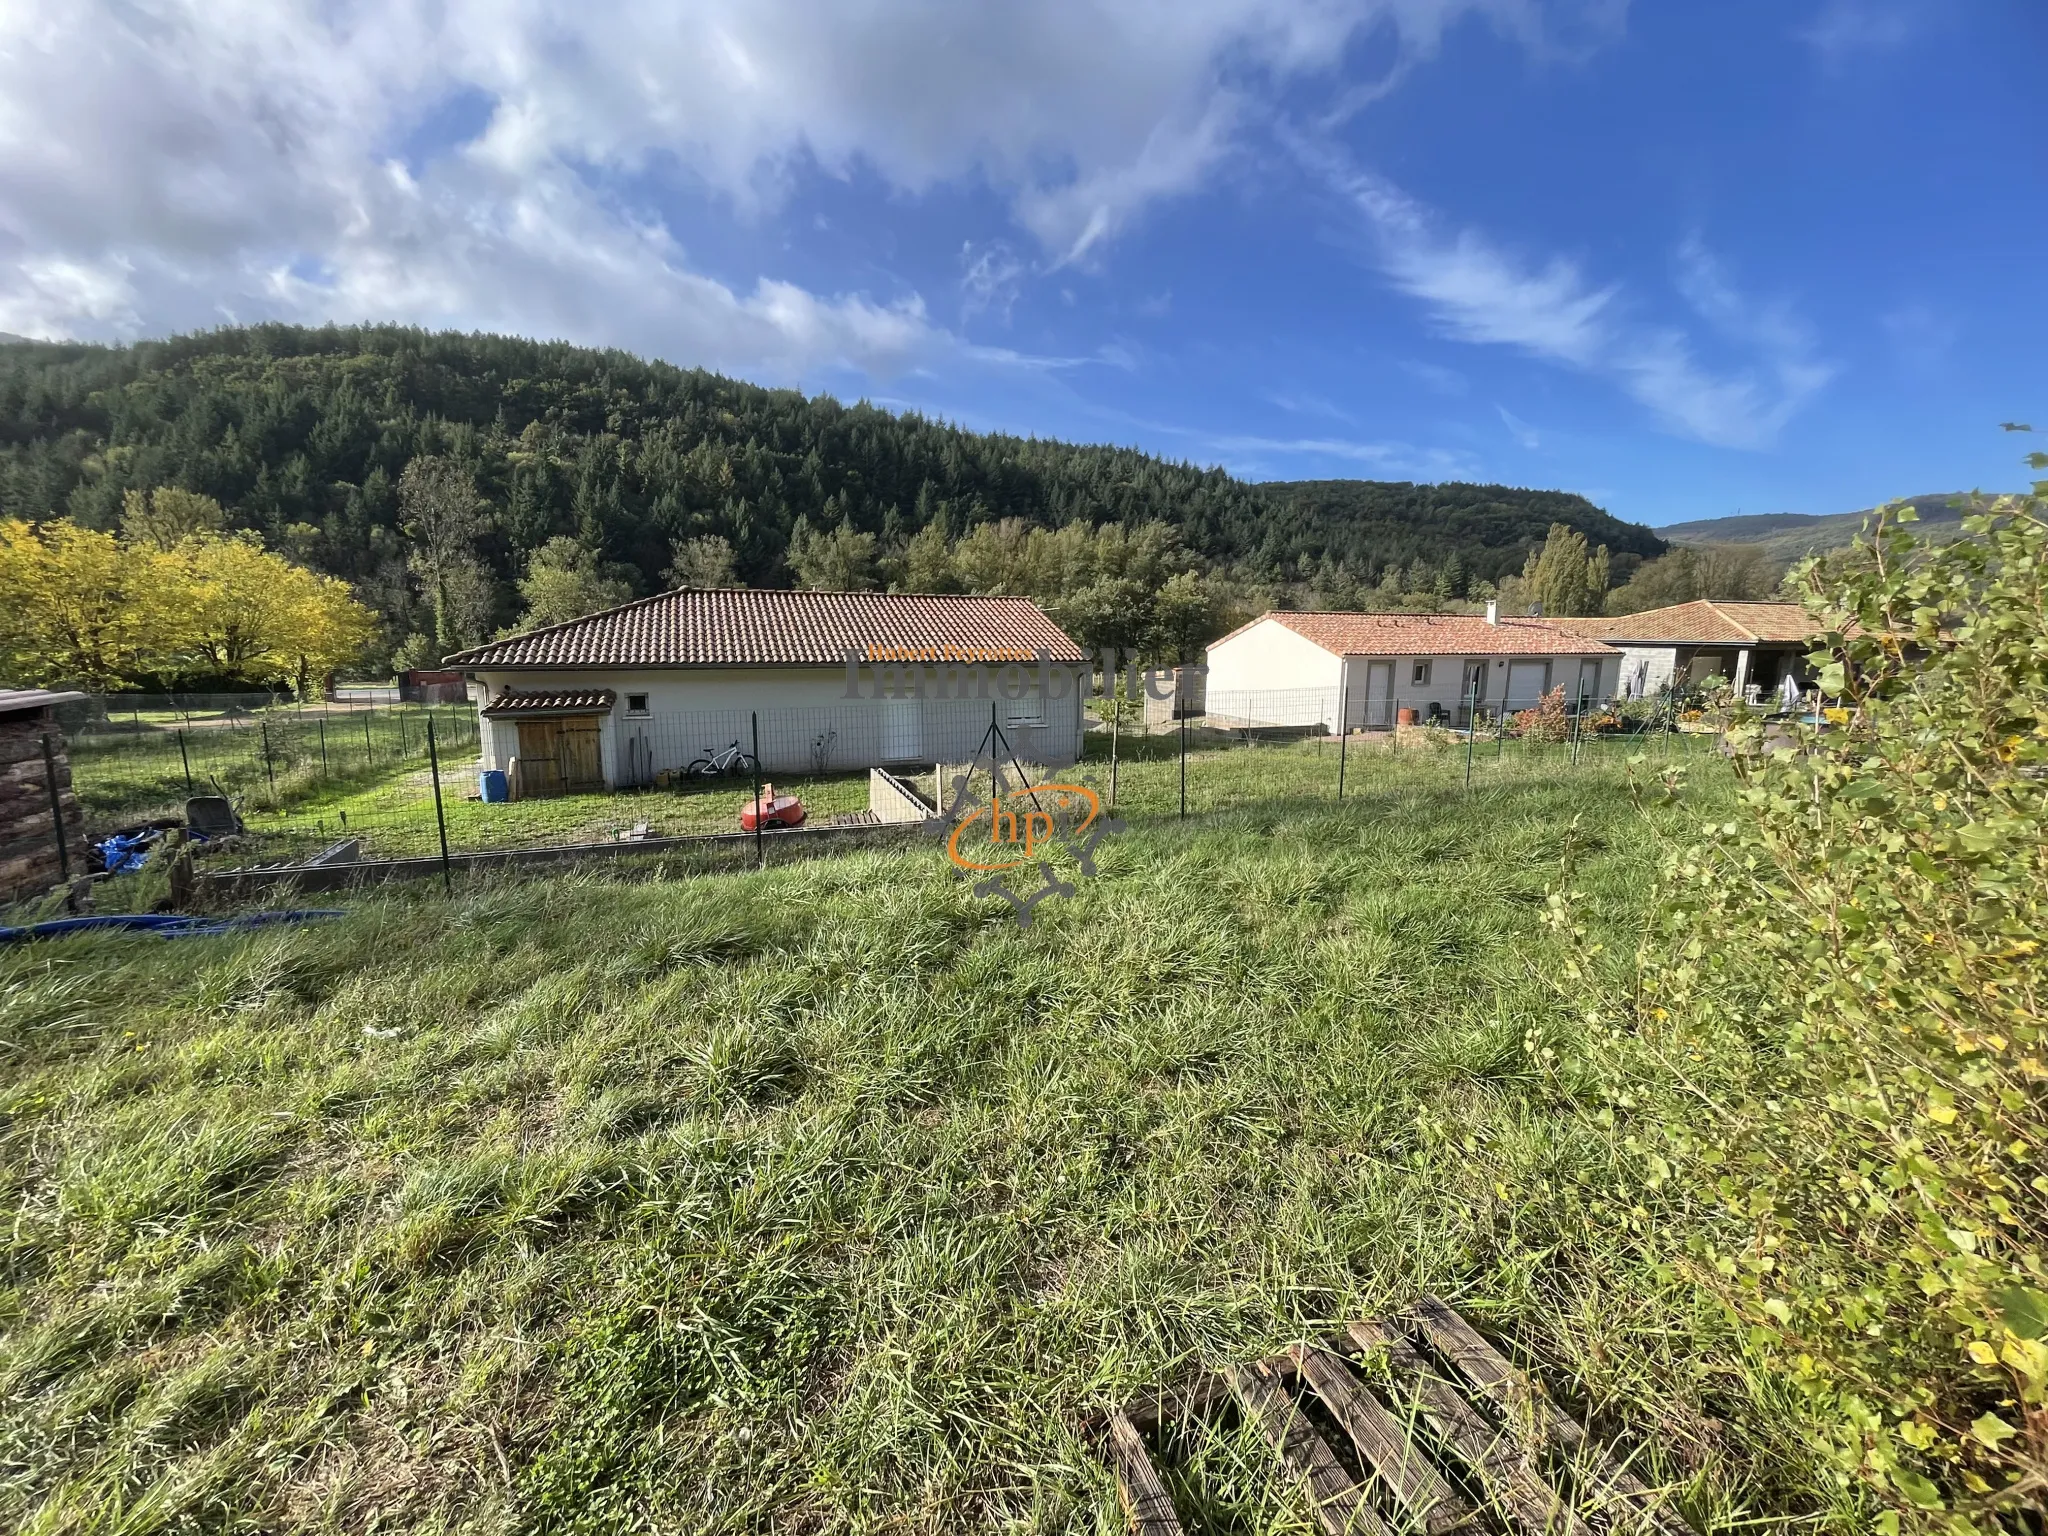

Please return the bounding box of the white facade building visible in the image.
[445,589,1089,796]
[1203,606,1620,732]
[1551,601,1819,703]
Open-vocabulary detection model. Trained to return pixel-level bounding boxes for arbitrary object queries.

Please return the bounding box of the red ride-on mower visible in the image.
[740,783,807,831]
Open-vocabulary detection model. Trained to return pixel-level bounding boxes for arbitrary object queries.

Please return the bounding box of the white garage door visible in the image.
[1505,660,1552,710]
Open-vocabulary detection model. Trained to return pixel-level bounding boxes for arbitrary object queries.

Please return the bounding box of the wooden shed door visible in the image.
[514,716,604,797]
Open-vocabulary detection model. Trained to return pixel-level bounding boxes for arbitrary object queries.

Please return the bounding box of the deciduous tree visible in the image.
[0,519,164,688]
[513,537,636,631]
[398,457,492,652]
[119,487,226,550]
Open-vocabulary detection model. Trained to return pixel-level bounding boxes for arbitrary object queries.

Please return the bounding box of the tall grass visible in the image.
[0,756,1836,1532]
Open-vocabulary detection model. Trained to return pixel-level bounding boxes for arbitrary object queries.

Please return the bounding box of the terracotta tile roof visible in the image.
[481,688,617,717]
[1237,611,1618,658]
[1552,600,1818,645]
[447,589,1086,669]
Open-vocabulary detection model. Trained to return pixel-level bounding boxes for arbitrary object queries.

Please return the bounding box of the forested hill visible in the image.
[0,324,1658,653]
[1252,479,1663,578]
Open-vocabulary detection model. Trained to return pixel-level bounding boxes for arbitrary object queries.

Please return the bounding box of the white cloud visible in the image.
[960,241,1026,321]
[0,0,1621,367]
[1881,302,1958,371]
[1800,0,1923,63]
[1399,359,1470,396]
[1303,141,1832,448]
[1267,391,1359,425]
[1496,405,1541,448]
[1200,432,1485,479]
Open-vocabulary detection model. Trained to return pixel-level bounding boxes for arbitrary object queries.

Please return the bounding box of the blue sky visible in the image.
[0,0,2041,528]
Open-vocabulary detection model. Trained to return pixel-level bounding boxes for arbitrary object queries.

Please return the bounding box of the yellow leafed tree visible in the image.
[158,533,378,691]
[0,519,169,689]
[0,518,376,691]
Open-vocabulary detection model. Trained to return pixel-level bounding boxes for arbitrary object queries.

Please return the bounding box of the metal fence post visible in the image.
[318,717,329,779]
[177,728,194,795]
[363,708,374,767]
[1465,680,1478,792]
[1337,683,1349,801]
[1108,701,1119,814]
[427,716,452,894]
[1178,705,1187,819]
[41,734,69,882]
[1496,692,1509,762]
[750,712,764,868]
[260,719,276,797]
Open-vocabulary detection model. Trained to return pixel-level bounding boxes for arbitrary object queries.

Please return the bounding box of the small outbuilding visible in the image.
[1550,600,1818,702]
[0,689,87,902]
[1203,606,1620,732]
[446,588,1088,797]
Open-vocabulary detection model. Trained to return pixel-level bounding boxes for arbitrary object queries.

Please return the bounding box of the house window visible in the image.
[1004,695,1045,729]
[1410,660,1432,686]
[625,693,650,716]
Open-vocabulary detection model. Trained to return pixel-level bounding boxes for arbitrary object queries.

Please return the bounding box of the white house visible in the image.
[445,588,1088,797]
[1203,605,1621,732]
[1550,600,1818,702]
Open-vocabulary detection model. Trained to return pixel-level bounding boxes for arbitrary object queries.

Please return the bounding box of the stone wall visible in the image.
[0,712,83,901]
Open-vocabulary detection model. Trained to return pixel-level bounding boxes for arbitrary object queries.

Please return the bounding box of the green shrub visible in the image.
[1635,499,2048,1530]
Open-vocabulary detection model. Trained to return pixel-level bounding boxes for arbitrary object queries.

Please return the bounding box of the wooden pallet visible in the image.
[1098,1297,1698,1536]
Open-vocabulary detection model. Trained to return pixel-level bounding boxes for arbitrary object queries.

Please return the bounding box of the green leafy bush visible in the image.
[1636,499,2048,1530]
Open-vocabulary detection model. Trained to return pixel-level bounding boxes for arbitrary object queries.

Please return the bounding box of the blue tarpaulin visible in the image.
[0,910,347,944]
[94,830,156,875]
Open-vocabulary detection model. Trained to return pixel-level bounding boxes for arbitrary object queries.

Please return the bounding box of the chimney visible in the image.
[1484,598,1498,626]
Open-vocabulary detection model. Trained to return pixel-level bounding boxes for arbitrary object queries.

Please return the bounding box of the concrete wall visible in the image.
[1612,646,1680,698]
[0,709,82,900]
[868,768,935,824]
[470,665,1086,784]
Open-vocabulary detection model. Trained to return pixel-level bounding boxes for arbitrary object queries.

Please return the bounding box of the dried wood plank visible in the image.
[1104,1408,1188,1536]
[1347,1320,1590,1536]
[1227,1359,1392,1536]
[1292,1345,1473,1535]
[1411,1298,1698,1536]
[1120,1369,1230,1431]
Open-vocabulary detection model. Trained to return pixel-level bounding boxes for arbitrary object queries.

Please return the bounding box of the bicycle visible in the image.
[683,739,759,777]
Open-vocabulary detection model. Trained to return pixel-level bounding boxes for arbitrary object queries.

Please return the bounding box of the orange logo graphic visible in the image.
[945,784,1101,872]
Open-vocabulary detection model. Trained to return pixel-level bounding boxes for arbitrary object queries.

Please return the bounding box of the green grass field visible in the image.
[68,705,479,835]
[69,711,1710,869]
[0,752,1851,1534]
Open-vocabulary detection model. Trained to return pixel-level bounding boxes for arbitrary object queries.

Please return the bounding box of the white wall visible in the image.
[1203,620,1346,729]
[1205,626,1618,731]
[470,664,1086,782]
[1341,652,1618,725]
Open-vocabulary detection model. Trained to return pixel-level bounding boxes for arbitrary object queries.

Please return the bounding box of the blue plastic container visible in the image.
[479,769,509,803]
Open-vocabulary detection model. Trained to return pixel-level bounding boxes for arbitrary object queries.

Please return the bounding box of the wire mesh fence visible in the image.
[53,685,1722,890]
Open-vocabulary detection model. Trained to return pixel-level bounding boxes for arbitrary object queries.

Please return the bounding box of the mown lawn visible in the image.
[0,754,1832,1534]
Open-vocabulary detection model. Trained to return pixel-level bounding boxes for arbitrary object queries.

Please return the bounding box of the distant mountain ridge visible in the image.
[1659,493,1997,562]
